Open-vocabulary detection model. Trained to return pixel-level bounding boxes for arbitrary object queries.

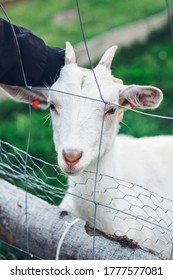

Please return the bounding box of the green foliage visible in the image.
[2,0,171,46]
[0,243,32,260]
[1,0,173,260]
[112,25,173,137]
[0,101,56,162]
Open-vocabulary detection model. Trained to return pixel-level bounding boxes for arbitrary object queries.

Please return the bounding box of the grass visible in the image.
[113,25,173,137]
[0,101,55,162]
[2,0,171,46]
[0,0,173,259]
[1,24,172,155]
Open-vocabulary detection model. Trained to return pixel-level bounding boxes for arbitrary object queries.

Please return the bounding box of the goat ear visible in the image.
[65,41,76,65]
[119,85,163,109]
[0,84,48,109]
[99,46,118,69]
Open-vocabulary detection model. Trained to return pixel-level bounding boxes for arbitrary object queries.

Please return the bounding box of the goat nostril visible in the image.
[63,149,83,165]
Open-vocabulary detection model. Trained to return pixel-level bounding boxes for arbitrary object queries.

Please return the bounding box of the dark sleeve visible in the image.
[0,18,65,87]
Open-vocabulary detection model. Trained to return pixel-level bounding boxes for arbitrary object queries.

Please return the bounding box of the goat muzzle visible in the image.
[63,149,83,168]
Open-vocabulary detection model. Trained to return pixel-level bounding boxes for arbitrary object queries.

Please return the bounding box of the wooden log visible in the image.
[0,179,160,260]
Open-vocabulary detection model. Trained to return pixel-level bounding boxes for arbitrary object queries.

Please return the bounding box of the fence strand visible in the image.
[0,0,173,260]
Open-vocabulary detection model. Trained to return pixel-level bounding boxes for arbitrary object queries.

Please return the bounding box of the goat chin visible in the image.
[63,168,84,176]
[59,161,87,176]
[3,41,170,259]
[60,135,173,260]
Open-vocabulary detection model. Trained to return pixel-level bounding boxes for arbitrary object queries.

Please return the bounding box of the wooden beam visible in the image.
[0,179,160,260]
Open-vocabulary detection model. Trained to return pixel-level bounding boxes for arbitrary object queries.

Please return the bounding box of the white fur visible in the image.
[57,70,173,258]
[3,43,173,259]
[56,45,173,259]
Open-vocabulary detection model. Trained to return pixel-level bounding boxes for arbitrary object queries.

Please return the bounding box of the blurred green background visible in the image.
[0,0,173,160]
[0,0,173,259]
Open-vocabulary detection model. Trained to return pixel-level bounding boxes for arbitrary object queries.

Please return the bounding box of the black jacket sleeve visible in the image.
[0,18,65,87]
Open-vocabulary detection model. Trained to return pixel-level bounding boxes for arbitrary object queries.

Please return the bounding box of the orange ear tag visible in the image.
[129,102,136,109]
[32,100,40,109]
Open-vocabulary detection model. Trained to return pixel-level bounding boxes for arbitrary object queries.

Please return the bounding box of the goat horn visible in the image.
[99,45,118,69]
[65,41,76,65]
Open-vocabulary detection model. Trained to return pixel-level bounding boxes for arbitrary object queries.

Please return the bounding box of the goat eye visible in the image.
[49,104,56,111]
[105,107,116,116]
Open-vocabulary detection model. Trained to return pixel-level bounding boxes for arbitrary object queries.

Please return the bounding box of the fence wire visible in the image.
[0,140,67,204]
[0,0,173,260]
[1,136,173,260]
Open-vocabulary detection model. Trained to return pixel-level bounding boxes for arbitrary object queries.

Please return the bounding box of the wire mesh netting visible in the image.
[0,139,173,260]
[0,140,67,204]
[0,0,173,260]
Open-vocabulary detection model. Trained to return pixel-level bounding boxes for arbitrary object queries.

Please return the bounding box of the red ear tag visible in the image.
[32,100,40,109]
[129,102,136,109]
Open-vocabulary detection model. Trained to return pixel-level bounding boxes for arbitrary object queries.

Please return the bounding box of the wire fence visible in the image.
[0,140,67,204]
[0,138,173,259]
[0,0,173,260]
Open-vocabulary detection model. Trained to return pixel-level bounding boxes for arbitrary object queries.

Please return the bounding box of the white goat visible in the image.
[2,42,173,259]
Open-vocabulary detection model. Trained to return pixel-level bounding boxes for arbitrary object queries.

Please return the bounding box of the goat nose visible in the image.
[63,149,83,167]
